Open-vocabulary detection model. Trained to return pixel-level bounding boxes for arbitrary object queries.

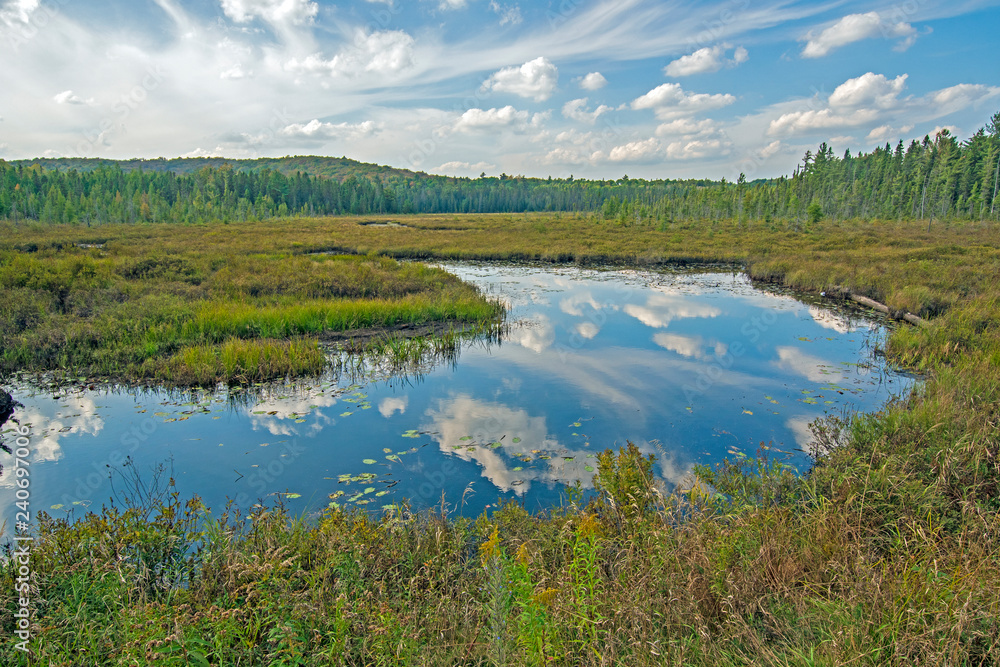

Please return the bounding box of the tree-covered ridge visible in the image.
[3,111,998,225]
[662,116,1000,225]
[0,160,709,224]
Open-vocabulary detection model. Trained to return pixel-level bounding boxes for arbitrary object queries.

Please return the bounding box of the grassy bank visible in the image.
[2,214,999,665]
[0,223,503,385]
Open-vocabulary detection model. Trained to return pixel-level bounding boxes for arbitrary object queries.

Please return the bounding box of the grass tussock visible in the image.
[0,229,504,386]
[2,444,998,666]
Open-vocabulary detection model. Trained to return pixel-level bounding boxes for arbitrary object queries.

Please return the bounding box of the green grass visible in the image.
[0,230,504,386]
[2,213,1000,664]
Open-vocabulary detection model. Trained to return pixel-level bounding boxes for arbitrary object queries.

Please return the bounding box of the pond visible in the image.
[0,262,915,525]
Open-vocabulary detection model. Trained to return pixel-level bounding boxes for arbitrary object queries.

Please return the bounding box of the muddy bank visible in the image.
[319,320,479,352]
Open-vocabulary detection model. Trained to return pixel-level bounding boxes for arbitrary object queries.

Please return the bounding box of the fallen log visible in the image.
[821,289,928,327]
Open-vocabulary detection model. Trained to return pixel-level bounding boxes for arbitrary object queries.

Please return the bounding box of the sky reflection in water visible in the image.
[0,264,914,525]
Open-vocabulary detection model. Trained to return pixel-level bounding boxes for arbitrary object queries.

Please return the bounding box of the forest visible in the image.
[3,111,998,226]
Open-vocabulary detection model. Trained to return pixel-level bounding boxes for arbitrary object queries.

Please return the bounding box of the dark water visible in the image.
[0,263,914,526]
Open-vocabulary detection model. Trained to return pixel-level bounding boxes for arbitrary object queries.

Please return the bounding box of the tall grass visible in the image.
[3,444,997,665]
[0,233,503,386]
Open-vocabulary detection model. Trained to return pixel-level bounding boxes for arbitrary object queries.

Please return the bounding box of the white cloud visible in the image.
[664,44,748,77]
[560,291,602,316]
[53,90,90,105]
[653,333,703,358]
[280,119,380,141]
[285,30,415,77]
[438,0,467,8]
[929,83,1000,112]
[508,313,555,353]
[434,160,496,174]
[624,294,721,328]
[576,322,600,339]
[579,72,607,91]
[182,147,227,158]
[489,1,522,25]
[609,138,661,162]
[0,0,38,26]
[378,396,408,418]
[655,118,718,137]
[801,12,918,58]
[454,106,545,133]
[482,57,558,102]
[220,64,251,79]
[768,108,880,136]
[828,73,908,109]
[631,83,735,120]
[542,146,602,166]
[665,138,731,160]
[773,346,846,383]
[866,124,912,143]
[220,0,318,25]
[562,98,612,124]
[765,72,1000,140]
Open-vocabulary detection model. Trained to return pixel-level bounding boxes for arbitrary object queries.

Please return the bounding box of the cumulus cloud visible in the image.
[378,396,408,418]
[665,138,732,160]
[562,98,612,124]
[930,83,1000,113]
[434,160,496,174]
[53,90,91,105]
[579,72,607,91]
[768,108,880,136]
[631,83,735,120]
[576,322,600,339]
[828,73,908,109]
[182,147,227,158]
[285,30,415,77]
[766,72,1000,139]
[438,0,467,8]
[801,12,918,58]
[653,333,728,359]
[454,106,545,133]
[624,294,721,328]
[664,44,748,77]
[279,119,380,141]
[609,138,661,162]
[866,123,912,143]
[220,0,318,25]
[655,118,718,137]
[482,57,558,102]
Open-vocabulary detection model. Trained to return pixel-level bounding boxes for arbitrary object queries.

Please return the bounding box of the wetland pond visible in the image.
[0,263,916,524]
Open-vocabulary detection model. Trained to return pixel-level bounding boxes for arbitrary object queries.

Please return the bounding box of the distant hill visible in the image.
[13,156,426,184]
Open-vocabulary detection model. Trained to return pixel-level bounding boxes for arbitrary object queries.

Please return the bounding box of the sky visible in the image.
[1,0,999,181]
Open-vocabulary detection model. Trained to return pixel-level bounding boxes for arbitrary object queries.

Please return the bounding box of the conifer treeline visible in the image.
[2,112,997,225]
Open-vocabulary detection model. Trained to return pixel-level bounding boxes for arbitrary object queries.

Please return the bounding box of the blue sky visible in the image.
[1,0,998,180]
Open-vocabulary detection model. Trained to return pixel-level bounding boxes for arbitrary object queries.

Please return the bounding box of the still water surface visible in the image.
[0,263,914,525]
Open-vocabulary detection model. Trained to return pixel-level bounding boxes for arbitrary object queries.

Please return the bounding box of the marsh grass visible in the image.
[3,443,998,665]
[0,230,503,386]
[2,214,1000,664]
